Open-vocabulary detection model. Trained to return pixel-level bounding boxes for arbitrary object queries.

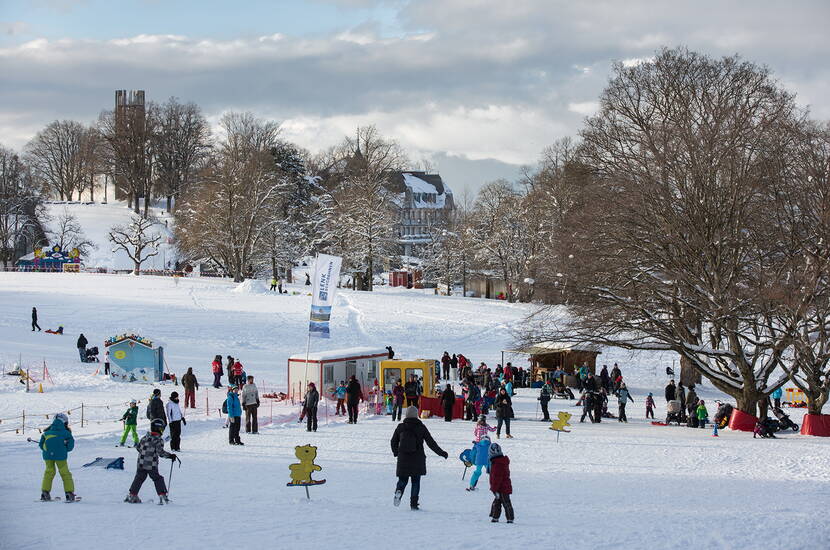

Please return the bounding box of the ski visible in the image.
[36,498,62,502]
[65,497,82,503]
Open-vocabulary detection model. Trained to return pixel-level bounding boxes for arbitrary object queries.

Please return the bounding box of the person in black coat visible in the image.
[440,384,455,422]
[146,388,167,431]
[599,365,610,391]
[390,406,448,510]
[495,388,514,438]
[584,373,598,392]
[665,380,676,403]
[76,333,88,362]
[404,375,420,408]
[32,307,41,331]
[346,375,363,424]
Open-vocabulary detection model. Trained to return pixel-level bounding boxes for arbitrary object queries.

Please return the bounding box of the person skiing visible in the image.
[211,355,223,388]
[76,333,88,362]
[538,380,553,421]
[124,418,176,504]
[645,392,656,419]
[334,381,347,416]
[119,400,140,447]
[390,406,448,510]
[441,352,451,380]
[32,307,41,331]
[165,392,184,452]
[38,412,76,502]
[467,435,491,491]
[618,383,633,422]
[146,388,167,432]
[304,382,319,432]
[225,385,243,445]
[241,375,260,433]
[495,387,514,438]
[665,380,676,403]
[181,367,199,409]
[488,442,514,523]
[392,379,405,421]
[440,384,456,421]
[346,375,363,424]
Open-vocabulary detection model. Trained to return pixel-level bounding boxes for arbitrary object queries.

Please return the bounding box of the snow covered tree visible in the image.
[175,113,282,282]
[152,98,211,213]
[49,210,95,256]
[0,146,44,268]
[521,48,808,415]
[108,215,162,275]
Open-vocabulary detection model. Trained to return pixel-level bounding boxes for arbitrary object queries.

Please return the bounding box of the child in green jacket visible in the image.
[119,400,139,447]
[39,412,76,501]
[697,400,709,429]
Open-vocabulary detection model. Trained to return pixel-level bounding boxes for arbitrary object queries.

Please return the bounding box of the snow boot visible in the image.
[491,518,499,523]
[124,494,141,503]
[393,489,402,507]
[159,494,170,505]
[410,496,419,510]
[507,520,513,524]
[40,491,51,501]
[64,492,76,502]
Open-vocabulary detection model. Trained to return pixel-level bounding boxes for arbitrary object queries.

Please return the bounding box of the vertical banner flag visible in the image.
[309,254,343,338]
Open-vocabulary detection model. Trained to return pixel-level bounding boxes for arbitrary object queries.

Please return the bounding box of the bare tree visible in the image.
[153,98,212,213]
[25,120,94,200]
[108,215,162,275]
[522,48,806,415]
[0,146,44,267]
[49,209,95,256]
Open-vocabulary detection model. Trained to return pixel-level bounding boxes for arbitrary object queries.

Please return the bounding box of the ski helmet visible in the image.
[129,399,137,405]
[150,418,166,432]
[54,412,69,424]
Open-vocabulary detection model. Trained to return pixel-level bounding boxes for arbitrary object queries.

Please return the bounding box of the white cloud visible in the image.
[567,101,599,116]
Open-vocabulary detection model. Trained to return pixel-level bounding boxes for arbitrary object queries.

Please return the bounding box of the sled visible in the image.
[651,421,667,426]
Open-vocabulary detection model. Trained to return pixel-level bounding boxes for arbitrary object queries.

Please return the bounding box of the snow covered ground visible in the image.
[1,272,828,550]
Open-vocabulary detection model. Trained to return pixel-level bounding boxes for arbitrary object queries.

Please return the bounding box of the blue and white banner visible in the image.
[308,254,342,338]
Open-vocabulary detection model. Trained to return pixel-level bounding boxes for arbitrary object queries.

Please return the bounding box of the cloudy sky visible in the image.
[2,0,829,195]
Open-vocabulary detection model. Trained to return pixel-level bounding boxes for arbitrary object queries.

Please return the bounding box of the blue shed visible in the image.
[105,334,163,383]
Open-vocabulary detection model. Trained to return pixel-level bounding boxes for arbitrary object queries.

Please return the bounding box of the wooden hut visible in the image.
[504,342,601,387]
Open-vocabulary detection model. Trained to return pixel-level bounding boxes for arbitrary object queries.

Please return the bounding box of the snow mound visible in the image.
[231,279,270,295]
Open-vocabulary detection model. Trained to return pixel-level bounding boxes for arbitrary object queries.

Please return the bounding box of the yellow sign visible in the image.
[550,411,573,433]
[114,349,127,360]
[287,444,325,486]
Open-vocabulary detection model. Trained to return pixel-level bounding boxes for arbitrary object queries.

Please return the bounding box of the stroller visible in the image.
[84,346,100,363]
[713,401,733,428]
[772,406,799,432]
[666,400,683,425]
[753,417,780,438]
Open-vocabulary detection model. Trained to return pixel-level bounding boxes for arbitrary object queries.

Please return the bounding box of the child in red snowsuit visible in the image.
[488,442,514,523]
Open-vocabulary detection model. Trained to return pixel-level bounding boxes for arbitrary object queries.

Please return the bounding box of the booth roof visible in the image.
[503,341,602,355]
[288,347,389,362]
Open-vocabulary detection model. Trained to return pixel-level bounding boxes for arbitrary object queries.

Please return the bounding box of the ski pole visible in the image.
[168,456,181,493]
[462,465,468,480]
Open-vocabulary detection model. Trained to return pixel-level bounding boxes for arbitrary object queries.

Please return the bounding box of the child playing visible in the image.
[39,412,76,502]
[118,399,139,447]
[488,442,514,523]
[474,415,497,442]
[697,400,709,429]
[334,381,347,416]
[125,418,176,504]
[467,436,491,491]
[384,390,393,415]
[645,392,655,419]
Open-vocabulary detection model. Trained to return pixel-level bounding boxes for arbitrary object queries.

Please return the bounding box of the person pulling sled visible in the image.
[125,418,177,504]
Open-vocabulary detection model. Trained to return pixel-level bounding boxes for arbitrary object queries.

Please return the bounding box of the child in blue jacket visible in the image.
[226,386,243,445]
[38,412,76,501]
[467,436,491,491]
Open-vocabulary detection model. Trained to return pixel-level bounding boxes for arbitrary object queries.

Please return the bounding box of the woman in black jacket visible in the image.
[495,387,514,439]
[440,384,455,422]
[390,406,448,510]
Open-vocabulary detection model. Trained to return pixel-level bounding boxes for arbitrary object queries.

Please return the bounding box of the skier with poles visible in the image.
[38,412,77,502]
[124,418,177,504]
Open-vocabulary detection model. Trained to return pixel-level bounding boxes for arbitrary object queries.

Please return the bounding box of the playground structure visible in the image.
[287,347,388,401]
[16,245,82,272]
[104,333,164,383]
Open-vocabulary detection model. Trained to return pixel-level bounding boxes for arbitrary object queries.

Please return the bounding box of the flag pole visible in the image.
[303,254,318,405]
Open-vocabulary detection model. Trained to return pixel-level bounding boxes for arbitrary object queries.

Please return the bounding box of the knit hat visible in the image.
[170,391,179,399]
[405,406,419,419]
[488,442,503,459]
[55,412,69,424]
[152,388,161,396]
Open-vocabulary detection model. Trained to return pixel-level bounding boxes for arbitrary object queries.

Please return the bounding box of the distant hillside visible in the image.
[42,201,177,270]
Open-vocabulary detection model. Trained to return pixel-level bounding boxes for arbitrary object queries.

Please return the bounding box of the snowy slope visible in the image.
[42,201,177,270]
[0,272,828,550]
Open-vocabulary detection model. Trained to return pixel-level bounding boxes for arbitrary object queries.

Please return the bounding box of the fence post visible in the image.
[206,391,209,416]
[22,410,25,434]
[270,398,273,423]
[81,403,84,428]
[26,369,30,393]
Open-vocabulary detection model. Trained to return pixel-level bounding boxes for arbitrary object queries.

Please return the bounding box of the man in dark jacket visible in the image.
[76,333,88,362]
[346,375,363,424]
[146,388,167,432]
[304,382,319,432]
[584,373,598,392]
[441,352,451,380]
[181,367,199,409]
[539,381,553,421]
[665,380,676,403]
[404,375,420,408]
[390,406,448,510]
[580,391,595,423]
[32,307,41,331]
[599,365,610,391]
[676,382,687,421]
[440,384,455,422]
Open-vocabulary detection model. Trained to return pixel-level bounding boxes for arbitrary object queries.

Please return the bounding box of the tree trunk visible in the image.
[367,245,374,291]
[143,194,150,218]
[271,255,277,280]
[679,356,701,387]
[133,195,139,213]
[133,260,141,276]
[89,175,95,202]
[166,195,172,213]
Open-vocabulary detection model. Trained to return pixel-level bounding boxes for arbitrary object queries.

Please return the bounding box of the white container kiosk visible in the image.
[287,347,389,401]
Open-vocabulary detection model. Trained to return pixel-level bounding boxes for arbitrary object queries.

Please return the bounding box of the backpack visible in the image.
[221,400,228,414]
